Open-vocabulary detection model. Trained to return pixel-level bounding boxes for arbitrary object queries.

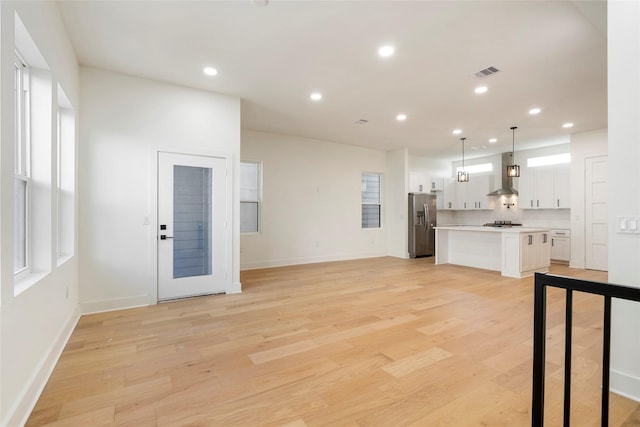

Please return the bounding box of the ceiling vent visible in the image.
[355,119,369,125]
[474,66,500,79]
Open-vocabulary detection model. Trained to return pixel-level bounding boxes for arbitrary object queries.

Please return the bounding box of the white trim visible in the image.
[611,369,640,403]
[240,251,388,271]
[80,295,153,315]
[4,312,80,427]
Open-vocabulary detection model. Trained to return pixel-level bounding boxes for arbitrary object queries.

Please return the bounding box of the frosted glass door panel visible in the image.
[173,165,212,279]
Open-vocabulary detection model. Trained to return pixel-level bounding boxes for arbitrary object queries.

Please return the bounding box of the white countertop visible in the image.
[435,225,551,233]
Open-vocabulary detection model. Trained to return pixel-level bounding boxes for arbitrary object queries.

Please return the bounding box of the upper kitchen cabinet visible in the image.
[553,164,570,209]
[442,177,456,210]
[430,176,444,192]
[409,171,429,193]
[519,165,569,209]
[409,172,447,193]
[455,175,492,210]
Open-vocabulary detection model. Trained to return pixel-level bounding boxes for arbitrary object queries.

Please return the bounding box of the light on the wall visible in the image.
[457,137,469,182]
[507,126,520,177]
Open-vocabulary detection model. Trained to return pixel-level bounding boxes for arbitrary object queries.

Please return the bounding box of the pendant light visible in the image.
[457,137,469,182]
[507,126,520,177]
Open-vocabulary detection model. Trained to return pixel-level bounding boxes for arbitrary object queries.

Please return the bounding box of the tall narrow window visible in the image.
[14,54,30,274]
[361,172,382,228]
[240,161,261,233]
[14,12,54,292]
[57,85,75,263]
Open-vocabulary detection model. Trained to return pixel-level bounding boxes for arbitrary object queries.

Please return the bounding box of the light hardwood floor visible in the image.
[27,257,640,426]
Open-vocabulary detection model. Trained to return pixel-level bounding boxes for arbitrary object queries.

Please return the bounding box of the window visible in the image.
[57,85,75,263]
[456,163,493,175]
[361,172,382,228]
[13,12,54,292]
[240,161,261,233]
[527,153,571,168]
[14,54,30,275]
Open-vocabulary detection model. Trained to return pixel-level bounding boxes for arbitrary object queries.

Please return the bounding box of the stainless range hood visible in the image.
[487,152,518,196]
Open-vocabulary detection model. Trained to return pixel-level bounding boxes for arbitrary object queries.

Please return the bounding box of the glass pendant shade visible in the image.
[507,164,520,177]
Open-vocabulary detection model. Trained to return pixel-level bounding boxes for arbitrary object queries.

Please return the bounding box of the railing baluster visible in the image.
[564,290,573,427]
[601,296,612,427]
[532,276,547,427]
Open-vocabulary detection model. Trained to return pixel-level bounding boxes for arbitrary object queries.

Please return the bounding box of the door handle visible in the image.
[424,204,429,230]
[160,235,174,240]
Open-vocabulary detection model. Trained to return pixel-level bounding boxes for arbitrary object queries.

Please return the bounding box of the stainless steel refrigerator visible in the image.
[408,193,437,258]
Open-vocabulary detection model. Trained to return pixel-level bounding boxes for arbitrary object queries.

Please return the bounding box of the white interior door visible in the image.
[158,152,228,300]
[585,156,608,271]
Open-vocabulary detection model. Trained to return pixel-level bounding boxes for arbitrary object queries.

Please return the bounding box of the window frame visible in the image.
[361,172,383,229]
[14,52,31,277]
[240,160,262,234]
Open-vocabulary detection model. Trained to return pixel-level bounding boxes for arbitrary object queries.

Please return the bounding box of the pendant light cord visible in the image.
[511,126,517,160]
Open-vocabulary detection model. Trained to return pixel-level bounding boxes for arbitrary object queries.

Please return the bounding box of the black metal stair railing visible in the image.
[531,272,640,427]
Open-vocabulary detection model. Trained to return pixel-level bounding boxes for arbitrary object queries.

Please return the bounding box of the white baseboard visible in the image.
[80,294,152,315]
[388,251,410,259]
[240,252,387,271]
[5,312,80,427]
[611,369,640,403]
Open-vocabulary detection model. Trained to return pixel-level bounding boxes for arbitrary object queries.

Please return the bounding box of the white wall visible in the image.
[608,0,640,402]
[408,154,450,179]
[569,128,607,269]
[0,2,80,425]
[240,130,390,269]
[386,148,409,258]
[79,67,241,312]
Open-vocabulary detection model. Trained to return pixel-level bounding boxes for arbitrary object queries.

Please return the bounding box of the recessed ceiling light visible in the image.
[310,92,322,101]
[396,114,407,121]
[378,45,395,57]
[474,86,488,94]
[529,107,541,115]
[203,67,217,76]
[355,119,369,125]
[562,122,574,128]
[489,138,497,143]
[452,129,462,135]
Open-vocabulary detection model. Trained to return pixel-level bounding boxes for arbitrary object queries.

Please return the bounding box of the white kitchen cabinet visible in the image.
[520,231,551,272]
[409,171,429,193]
[520,165,569,209]
[430,176,444,191]
[442,177,456,210]
[436,226,550,278]
[553,164,570,209]
[455,175,492,210]
[550,229,571,261]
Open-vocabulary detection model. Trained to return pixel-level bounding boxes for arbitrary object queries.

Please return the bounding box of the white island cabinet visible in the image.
[435,226,551,278]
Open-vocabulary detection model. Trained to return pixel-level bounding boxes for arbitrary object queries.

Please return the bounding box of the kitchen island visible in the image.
[435,225,551,278]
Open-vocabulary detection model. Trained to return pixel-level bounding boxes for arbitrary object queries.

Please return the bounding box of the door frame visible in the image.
[149,149,234,303]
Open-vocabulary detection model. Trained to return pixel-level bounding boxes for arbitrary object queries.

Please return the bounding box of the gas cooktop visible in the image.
[483,221,522,228]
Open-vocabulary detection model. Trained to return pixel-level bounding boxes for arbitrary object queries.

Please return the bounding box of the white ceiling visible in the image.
[57,0,607,161]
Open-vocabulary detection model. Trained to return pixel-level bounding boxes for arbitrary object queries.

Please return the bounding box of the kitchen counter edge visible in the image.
[434,225,551,233]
